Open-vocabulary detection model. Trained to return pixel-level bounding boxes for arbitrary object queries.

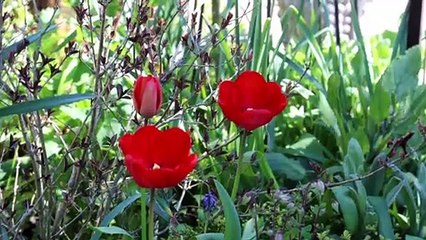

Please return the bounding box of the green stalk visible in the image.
[203,211,210,233]
[231,130,247,201]
[148,188,156,240]
[141,119,149,240]
[234,0,241,73]
[141,189,147,240]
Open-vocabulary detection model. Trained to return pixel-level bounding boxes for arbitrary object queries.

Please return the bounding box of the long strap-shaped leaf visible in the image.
[214,180,241,240]
[0,25,57,63]
[0,93,94,118]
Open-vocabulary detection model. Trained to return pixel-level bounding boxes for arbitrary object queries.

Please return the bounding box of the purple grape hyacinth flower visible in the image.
[202,192,216,212]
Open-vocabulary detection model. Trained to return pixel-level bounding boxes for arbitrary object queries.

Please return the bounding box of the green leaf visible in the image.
[364,154,386,195]
[56,59,93,95]
[265,153,306,181]
[254,18,271,73]
[283,79,314,99]
[350,0,373,95]
[370,83,391,124]
[318,92,340,137]
[242,218,256,240]
[368,196,395,240]
[391,6,409,59]
[380,46,421,101]
[280,54,327,95]
[409,85,426,119]
[106,0,122,16]
[91,193,140,240]
[0,25,57,62]
[414,163,426,233]
[343,138,365,178]
[389,165,418,232]
[287,133,329,162]
[0,93,94,118]
[241,152,258,179]
[288,5,329,77]
[332,186,359,233]
[384,177,404,207]
[354,181,367,228]
[406,235,425,240]
[327,73,345,114]
[91,191,169,240]
[196,233,224,240]
[214,180,241,240]
[257,152,279,189]
[92,226,133,238]
[53,30,77,53]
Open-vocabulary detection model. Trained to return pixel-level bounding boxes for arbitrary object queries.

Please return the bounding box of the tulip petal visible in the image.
[132,76,162,118]
[119,125,198,189]
[265,82,288,115]
[132,76,147,112]
[129,154,198,188]
[217,70,288,131]
[218,80,239,108]
[234,71,268,109]
[118,133,134,156]
[218,103,238,124]
[238,108,273,131]
[171,153,198,184]
[155,127,191,168]
[140,82,158,117]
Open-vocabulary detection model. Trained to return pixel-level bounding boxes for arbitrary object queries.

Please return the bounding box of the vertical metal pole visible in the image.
[333,0,341,46]
[407,0,423,48]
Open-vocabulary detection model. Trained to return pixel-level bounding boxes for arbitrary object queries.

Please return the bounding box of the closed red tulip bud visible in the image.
[119,125,198,188]
[218,70,288,131]
[132,75,162,118]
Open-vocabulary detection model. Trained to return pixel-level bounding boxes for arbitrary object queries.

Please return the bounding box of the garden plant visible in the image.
[1,0,426,239]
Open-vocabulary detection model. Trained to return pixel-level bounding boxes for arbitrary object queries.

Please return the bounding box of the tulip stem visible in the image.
[234,0,241,73]
[141,189,147,240]
[231,130,247,201]
[148,188,156,240]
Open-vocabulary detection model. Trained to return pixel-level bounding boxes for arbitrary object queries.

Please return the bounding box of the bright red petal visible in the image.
[154,127,192,168]
[172,153,198,183]
[218,80,247,126]
[218,101,242,124]
[119,133,134,156]
[234,71,268,109]
[120,125,198,189]
[237,108,273,131]
[130,154,197,188]
[264,82,288,115]
[132,76,146,112]
[218,80,239,108]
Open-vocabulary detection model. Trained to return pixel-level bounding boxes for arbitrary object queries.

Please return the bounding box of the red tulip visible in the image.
[119,125,198,188]
[218,70,288,131]
[133,75,162,118]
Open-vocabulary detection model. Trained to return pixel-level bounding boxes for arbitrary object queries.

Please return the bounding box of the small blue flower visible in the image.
[202,192,217,212]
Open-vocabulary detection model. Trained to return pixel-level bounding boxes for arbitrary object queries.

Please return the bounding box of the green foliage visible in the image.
[1,0,426,239]
[332,186,360,234]
[91,226,133,238]
[214,180,241,240]
[266,152,306,181]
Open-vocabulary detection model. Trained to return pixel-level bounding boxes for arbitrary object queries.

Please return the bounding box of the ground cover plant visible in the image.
[1,0,426,239]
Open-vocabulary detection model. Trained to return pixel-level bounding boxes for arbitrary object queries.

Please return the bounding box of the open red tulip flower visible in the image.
[119,125,198,188]
[218,70,288,131]
[133,75,162,118]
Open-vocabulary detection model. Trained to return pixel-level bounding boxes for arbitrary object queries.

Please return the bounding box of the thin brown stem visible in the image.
[52,1,108,234]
